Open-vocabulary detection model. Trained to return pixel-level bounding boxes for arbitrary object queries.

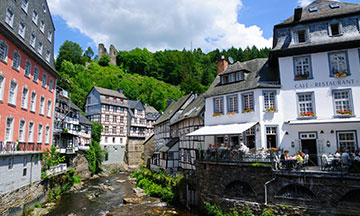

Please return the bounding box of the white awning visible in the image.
[286,118,360,125]
[186,122,258,136]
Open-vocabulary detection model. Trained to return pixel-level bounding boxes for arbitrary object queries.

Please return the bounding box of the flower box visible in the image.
[335,71,348,78]
[265,107,277,112]
[242,109,253,113]
[226,111,236,115]
[295,74,309,79]
[300,111,315,117]
[212,113,222,117]
[337,110,352,115]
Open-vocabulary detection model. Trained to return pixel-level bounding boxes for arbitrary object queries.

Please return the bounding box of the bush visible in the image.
[203,202,254,216]
[98,55,110,66]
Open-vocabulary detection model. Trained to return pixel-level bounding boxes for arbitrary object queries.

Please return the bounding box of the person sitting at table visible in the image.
[334,148,341,158]
[355,148,360,157]
[296,151,304,168]
[239,142,249,154]
[342,149,352,166]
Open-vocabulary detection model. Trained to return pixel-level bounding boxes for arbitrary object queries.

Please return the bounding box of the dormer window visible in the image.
[30,32,36,48]
[236,72,244,81]
[40,20,45,33]
[329,3,340,9]
[42,3,47,13]
[221,75,228,84]
[18,21,26,39]
[37,41,43,55]
[308,7,318,13]
[294,29,308,44]
[32,9,38,25]
[329,22,341,36]
[221,71,244,84]
[21,0,29,13]
[48,30,52,42]
[5,7,14,28]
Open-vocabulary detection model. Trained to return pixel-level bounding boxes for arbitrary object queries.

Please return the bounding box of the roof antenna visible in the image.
[228,56,234,64]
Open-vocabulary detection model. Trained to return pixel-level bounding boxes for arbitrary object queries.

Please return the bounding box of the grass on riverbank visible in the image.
[130,168,184,203]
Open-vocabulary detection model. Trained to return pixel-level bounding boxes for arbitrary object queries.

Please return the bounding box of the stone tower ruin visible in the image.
[98,43,118,65]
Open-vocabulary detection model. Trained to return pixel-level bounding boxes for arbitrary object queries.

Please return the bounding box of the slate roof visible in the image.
[277,0,360,27]
[145,105,160,121]
[79,113,93,126]
[94,86,127,99]
[143,134,155,146]
[172,94,205,124]
[159,138,179,152]
[154,94,193,125]
[57,95,82,112]
[204,58,280,98]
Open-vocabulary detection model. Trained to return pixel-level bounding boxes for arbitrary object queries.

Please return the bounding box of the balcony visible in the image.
[0,141,18,154]
[129,132,146,138]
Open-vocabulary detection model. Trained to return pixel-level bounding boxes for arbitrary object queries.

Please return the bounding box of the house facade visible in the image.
[85,86,128,164]
[0,0,57,194]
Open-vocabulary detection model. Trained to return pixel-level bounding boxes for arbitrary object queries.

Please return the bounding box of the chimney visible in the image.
[294,6,302,22]
[217,56,228,74]
[167,100,174,108]
[118,89,124,94]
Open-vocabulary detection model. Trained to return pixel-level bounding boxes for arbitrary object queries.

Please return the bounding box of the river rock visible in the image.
[128,177,137,181]
[70,183,83,191]
[32,207,49,216]
[132,187,147,197]
[99,185,115,191]
[123,197,142,204]
[116,179,126,183]
[44,202,56,208]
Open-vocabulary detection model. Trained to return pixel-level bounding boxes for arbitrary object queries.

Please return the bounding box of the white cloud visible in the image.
[48,0,272,52]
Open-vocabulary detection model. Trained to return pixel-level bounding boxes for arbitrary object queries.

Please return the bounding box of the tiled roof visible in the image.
[277,0,360,27]
[204,58,280,98]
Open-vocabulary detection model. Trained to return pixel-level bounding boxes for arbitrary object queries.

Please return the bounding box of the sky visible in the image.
[47,0,360,57]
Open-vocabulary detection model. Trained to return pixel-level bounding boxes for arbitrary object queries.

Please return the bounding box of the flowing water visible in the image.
[46,172,198,216]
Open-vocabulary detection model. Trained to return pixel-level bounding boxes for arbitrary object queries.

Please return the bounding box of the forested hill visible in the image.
[55,41,270,112]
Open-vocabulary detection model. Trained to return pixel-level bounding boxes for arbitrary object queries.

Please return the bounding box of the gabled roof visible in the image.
[276,0,360,27]
[204,58,280,98]
[79,113,93,126]
[145,105,160,121]
[172,94,205,125]
[159,138,179,152]
[94,86,127,99]
[128,100,145,110]
[154,94,192,125]
[143,134,155,146]
[57,95,81,112]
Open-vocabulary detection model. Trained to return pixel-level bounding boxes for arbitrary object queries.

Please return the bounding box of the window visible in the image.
[39,96,45,115]
[37,41,43,55]
[8,158,13,170]
[30,32,36,48]
[87,97,91,104]
[297,93,315,117]
[263,91,276,111]
[221,75,228,84]
[105,136,108,143]
[120,116,124,123]
[266,126,277,149]
[42,72,47,88]
[112,126,117,134]
[105,105,110,111]
[19,119,26,142]
[47,99,52,117]
[242,93,254,112]
[329,3,340,9]
[329,23,341,36]
[236,72,244,81]
[113,106,117,112]
[48,30,52,42]
[105,126,109,133]
[18,21,26,38]
[45,126,50,144]
[28,122,34,142]
[5,7,14,28]
[293,29,308,44]
[33,66,39,82]
[0,40,9,62]
[333,90,353,116]
[5,116,14,142]
[120,127,124,134]
[213,97,223,114]
[21,86,29,109]
[227,95,238,113]
[105,115,109,122]
[329,51,349,76]
[337,131,357,152]
[106,96,109,101]
[21,0,29,13]
[40,20,45,33]
[113,115,117,123]
[24,59,31,77]
[8,80,18,106]
[30,91,36,112]
[37,124,43,143]
[0,75,5,101]
[308,7,318,12]
[46,49,50,62]
[32,9,38,24]
[12,50,21,71]
[49,78,53,92]
[42,3,47,13]
[294,56,312,79]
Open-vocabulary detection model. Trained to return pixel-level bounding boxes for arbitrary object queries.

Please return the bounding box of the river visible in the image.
[46,172,199,216]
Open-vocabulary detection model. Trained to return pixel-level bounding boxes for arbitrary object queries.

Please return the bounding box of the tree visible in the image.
[84,47,94,61]
[98,55,110,66]
[91,121,103,143]
[55,40,86,70]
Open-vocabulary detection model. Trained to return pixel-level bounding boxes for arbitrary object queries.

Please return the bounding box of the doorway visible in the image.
[301,139,318,166]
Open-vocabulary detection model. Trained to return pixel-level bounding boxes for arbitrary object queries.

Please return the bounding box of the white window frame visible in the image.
[46,99,52,117]
[33,66,39,82]
[39,96,45,115]
[328,21,342,37]
[32,9,38,25]
[24,59,31,78]
[21,0,29,13]
[30,91,36,112]
[5,7,14,28]
[297,92,315,118]
[213,97,223,114]
[49,78,53,92]
[42,72,47,88]
[5,116,14,142]
[21,86,29,110]
[42,3,47,13]
[37,41,43,55]
[37,124,43,143]
[40,20,45,33]
[337,131,357,153]
[227,95,238,113]
[333,89,353,116]
[328,51,349,76]
[45,126,50,144]
[0,40,9,63]
[242,92,254,111]
[0,74,5,102]
[30,32,36,48]
[18,119,26,142]
[293,56,312,79]
[12,50,21,71]
[28,121,34,142]
[48,30,52,42]
[293,28,309,44]
[18,20,26,39]
[8,80,18,106]
[46,49,51,62]
[263,91,276,110]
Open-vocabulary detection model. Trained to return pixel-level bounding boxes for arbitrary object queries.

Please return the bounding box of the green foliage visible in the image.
[47,169,81,202]
[203,202,254,216]
[98,55,110,66]
[131,168,184,203]
[251,163,272,167]
[91,121,103,143]
[41,146,66,178]
[84,46,94,61]
[55,40,86,70]
[34,202,41,208]
[262,208,273,216]
[84,123,105,175]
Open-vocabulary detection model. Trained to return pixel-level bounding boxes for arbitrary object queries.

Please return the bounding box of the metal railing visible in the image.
[197,149,272,164]
[0,141,18,154]
[46,163,68,176]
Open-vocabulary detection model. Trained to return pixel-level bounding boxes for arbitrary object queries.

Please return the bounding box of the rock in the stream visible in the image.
[44,202,56,208]
[70,183,83,191]
[132,187,147,197]
[99,185,115,191]
[32,207,49,216]
[123,197,142,204]
[116,179,126,183]
[128,177,137,181]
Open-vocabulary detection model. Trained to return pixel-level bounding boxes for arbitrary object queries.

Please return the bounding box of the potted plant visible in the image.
[212,113,222,117]
[300,111,315,117]
[295,74,309,79]
[265,106,277,112]
[337,110,352,115]
[226,111,236,115]
[242,108,254,113]
[335,71,348,78]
